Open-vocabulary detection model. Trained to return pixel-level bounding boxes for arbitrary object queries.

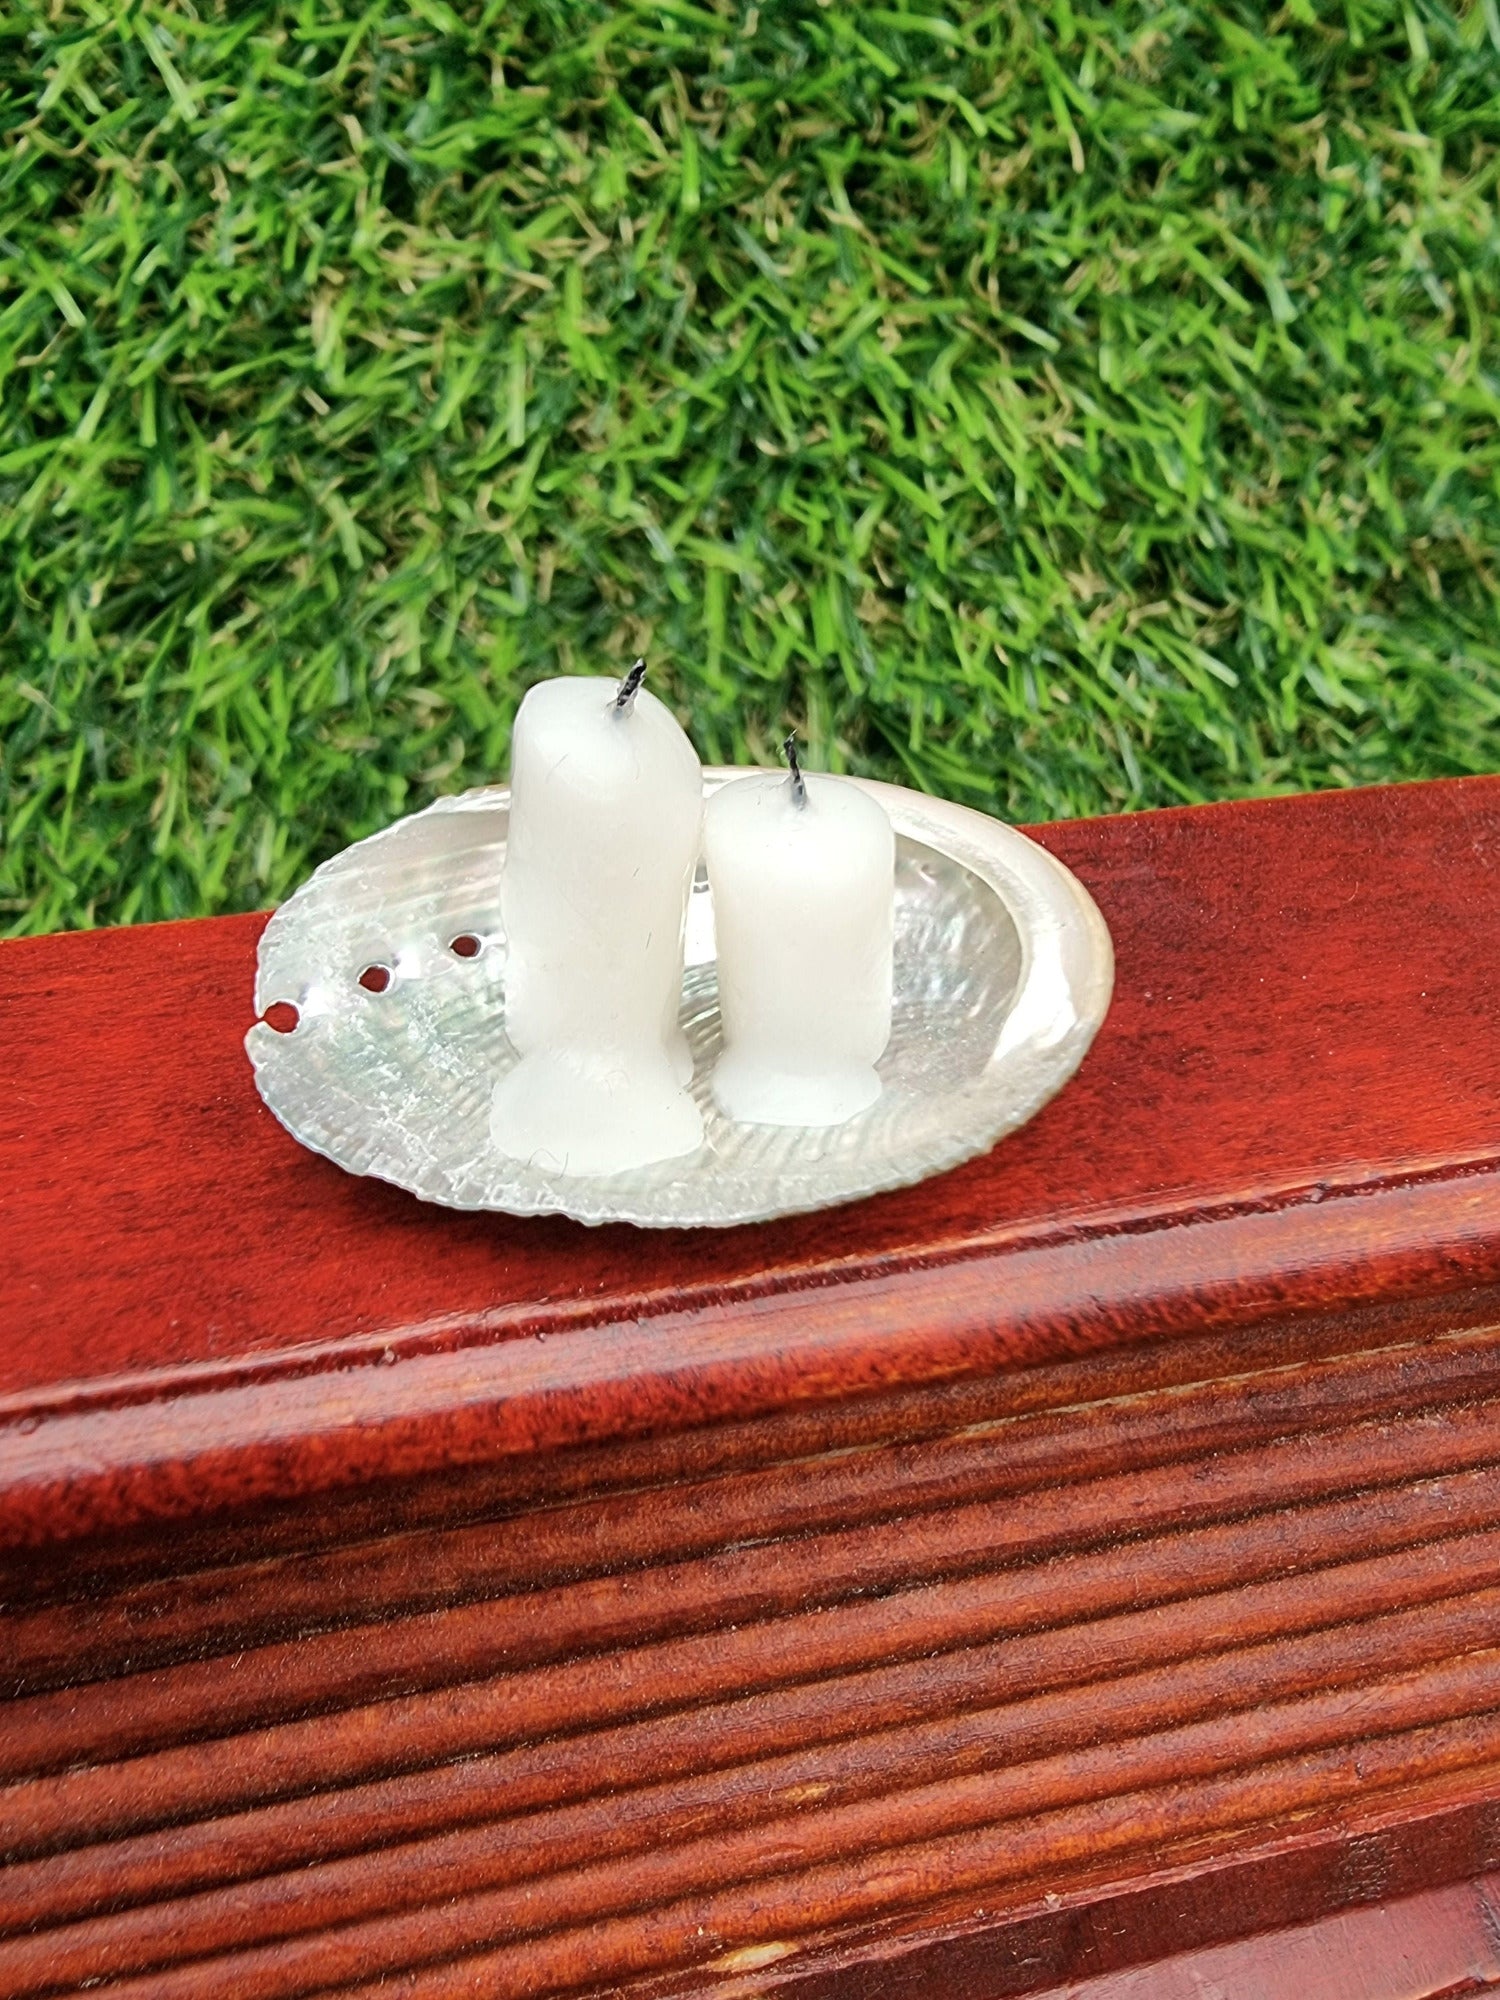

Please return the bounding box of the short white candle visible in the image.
[491,665,704,1176]
[705,742,894,1128]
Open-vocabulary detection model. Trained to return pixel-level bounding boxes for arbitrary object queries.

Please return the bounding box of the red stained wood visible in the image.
[11,1312,1491,1696]
[10,1379,1500,1795]
[13,1587,1500,1989]
[3,777,1500,1546]
[6,776,1500,1997]
[1028,1872,1500,1999]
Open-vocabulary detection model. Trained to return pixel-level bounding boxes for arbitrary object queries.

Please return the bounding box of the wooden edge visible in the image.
[6,1156,1500,1550]
[1026,1872,1500,1999]
[676,1772,1500,2000]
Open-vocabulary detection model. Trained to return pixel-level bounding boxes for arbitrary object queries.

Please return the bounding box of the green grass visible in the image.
[5,0,1500,934]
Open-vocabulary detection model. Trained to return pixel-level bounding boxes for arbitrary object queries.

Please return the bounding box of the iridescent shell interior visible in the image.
[246,774,1113,1227]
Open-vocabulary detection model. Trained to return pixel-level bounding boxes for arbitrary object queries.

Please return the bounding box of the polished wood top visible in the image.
[3,776,1499,1545]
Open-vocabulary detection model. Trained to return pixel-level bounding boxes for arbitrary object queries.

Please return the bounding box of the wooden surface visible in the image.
[1031,1870,1500,1998]
[5,775,1500,1552]
[4,775,1500,1996]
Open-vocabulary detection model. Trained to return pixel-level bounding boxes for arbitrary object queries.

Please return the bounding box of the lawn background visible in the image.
[4,0,1500,935]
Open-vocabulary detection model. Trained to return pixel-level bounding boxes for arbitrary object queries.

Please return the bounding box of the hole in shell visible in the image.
[449,933,483,959]
[358,964,392,994]
[263,1002,300,1034]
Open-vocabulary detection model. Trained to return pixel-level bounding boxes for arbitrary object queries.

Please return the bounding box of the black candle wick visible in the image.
[615,657,647,714]
[783,731,808,809]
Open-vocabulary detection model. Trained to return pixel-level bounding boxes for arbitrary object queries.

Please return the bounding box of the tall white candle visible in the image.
[705,743,894,1127]
[491,666,704,1176]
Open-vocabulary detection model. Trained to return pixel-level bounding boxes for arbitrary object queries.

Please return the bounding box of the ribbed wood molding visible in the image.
[5,776,1500,1995]
[1033,1871,1500,1999]
[8,1304,1500,1998]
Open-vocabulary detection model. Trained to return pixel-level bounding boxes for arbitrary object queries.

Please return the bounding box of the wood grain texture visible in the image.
[5,776,1500,1996]
[3,776,1500,1549]
[1028,1871,1500,1998]
[9,1315,1500,1996]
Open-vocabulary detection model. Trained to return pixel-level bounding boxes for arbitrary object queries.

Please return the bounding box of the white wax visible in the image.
[492,676,704,1176]
[705,770,894,1127]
